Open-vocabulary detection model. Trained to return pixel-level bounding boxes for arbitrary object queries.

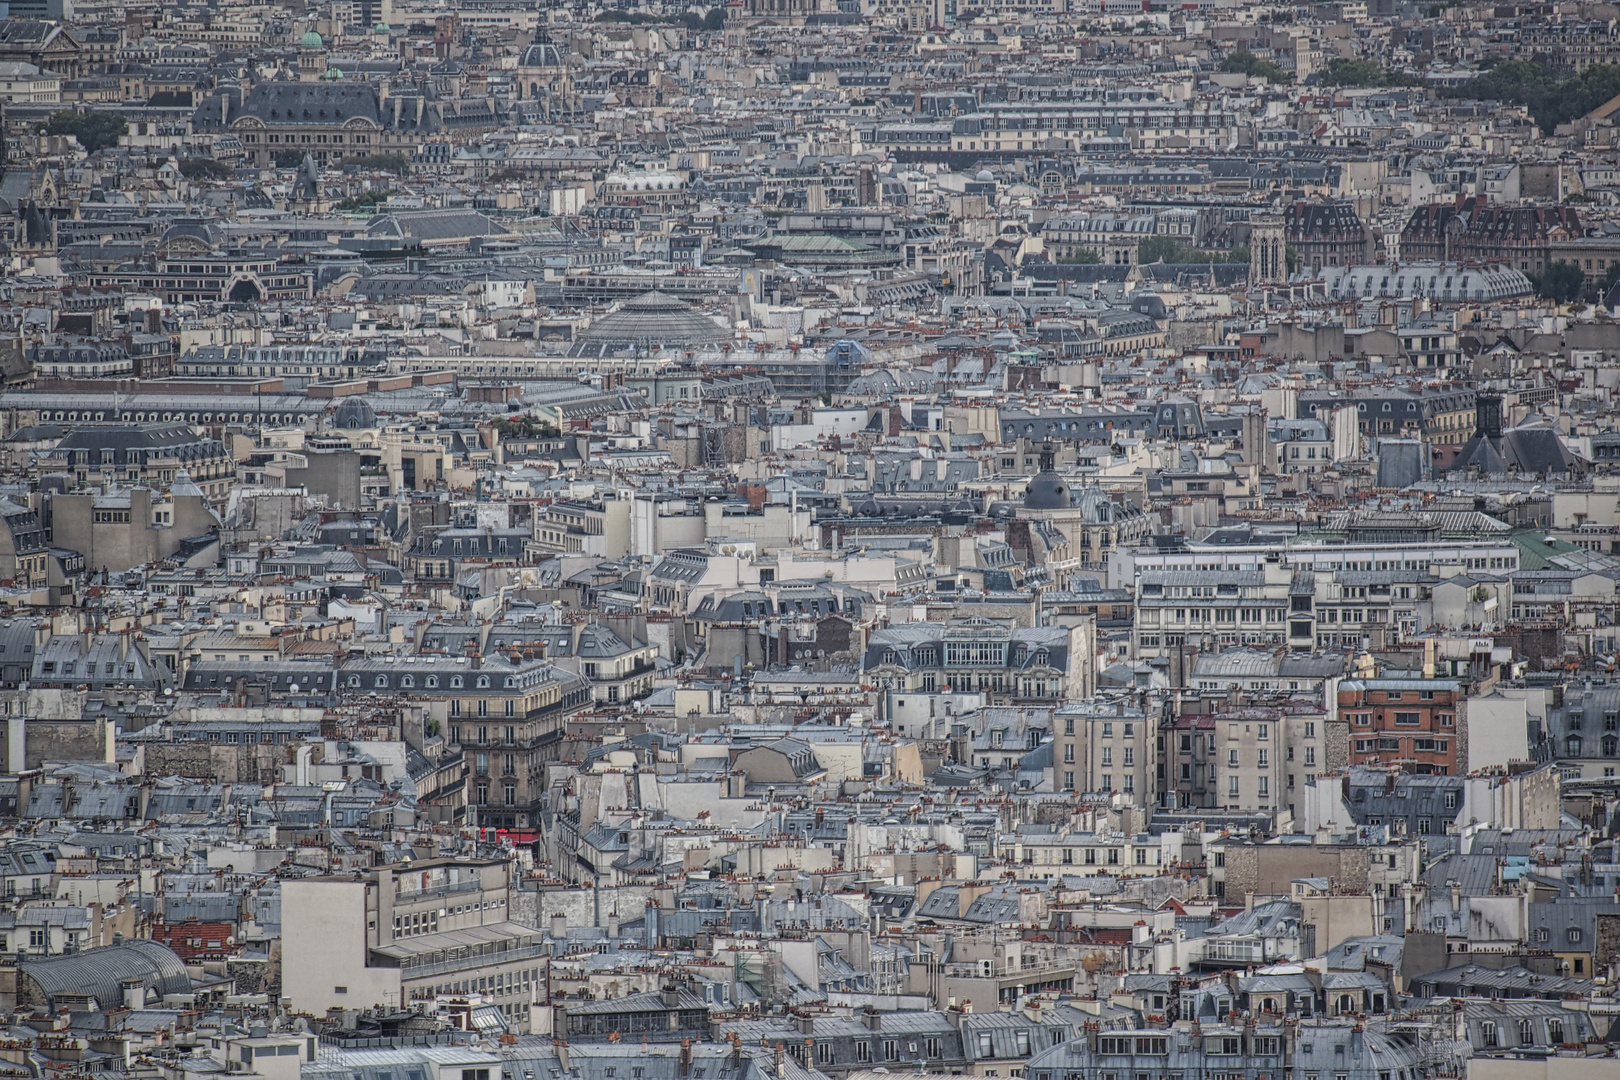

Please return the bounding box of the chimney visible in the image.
[794,1013,815,1035]
[773,1044,785,1079]
[1449,881,1461,913]
[863,1008,881,1031]
[557,1043,570,1073]
[1244,889,1255,913]
[121,978,145,1011]
[550,912,567,938]
[661,984,681,1008]
[679,1041,692,1078]
[606,912,620,938]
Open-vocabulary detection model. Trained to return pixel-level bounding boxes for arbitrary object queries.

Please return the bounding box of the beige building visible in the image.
[48,483,220,575]
[281,857,546,1030]
[0,62,59,104]
[1052,699,1157,798]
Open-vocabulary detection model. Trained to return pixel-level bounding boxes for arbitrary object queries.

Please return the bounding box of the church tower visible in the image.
[1249,212,1286,285]
[297,28,327,81]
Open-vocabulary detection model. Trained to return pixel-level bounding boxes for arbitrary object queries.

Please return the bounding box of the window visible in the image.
[1568,927,1583,944]
[1481,1023,1497,1049]
[1549,1020,1564,1045]
[1519,1020,1534,1047]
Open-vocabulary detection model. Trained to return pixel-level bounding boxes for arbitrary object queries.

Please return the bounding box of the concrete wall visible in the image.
[280,879,399,1013]
[1464,693,1532,771]
[6,716,114,771]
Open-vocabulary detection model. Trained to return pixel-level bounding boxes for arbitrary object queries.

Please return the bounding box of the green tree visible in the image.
[44,109,127,153]
[272,149,305,169]
[1320,57,1420,88]
[1137,236,1250,264]
[1600,261,1620,299]
[335,189,393,212]
[1219,50,1291,84]
[1138,235,1189,263]
[1062,247,1102,265]
[1531,260,1585,303]
[350,151,412,173]
[1443,60,1620,135]
[178,157,231,180]
[703,7,725,28]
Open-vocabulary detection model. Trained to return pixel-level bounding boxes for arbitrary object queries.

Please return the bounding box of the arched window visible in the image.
[451,675,463,688]
[426,675,438,688]
[375,675,388,688]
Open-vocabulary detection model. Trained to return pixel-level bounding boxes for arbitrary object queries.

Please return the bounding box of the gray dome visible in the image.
[1024,469,1071,510]
[975,169,994,182]
[333,397,377,429]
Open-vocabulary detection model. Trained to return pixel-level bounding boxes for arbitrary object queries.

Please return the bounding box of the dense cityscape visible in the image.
[1,0,1619,1076]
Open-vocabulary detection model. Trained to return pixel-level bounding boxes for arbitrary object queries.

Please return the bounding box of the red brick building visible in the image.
[150,919,235,961]
[1339,678,1462,775]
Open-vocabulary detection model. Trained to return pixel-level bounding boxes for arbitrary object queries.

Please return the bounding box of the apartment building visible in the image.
[948,101,1237,154]
[335,655,592,832]
[864,619,1097,706]
[1124,528,1522,655]
[1132,562,1294,660]
[1339,678,1464,775]
[281,857,545,1029]
[1051,699,1156,796]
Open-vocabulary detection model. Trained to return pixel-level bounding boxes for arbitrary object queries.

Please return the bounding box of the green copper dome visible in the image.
[299,29,323,48]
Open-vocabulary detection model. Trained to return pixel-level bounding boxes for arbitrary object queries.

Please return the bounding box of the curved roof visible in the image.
[1023,468,1070,510]
[23,940,190,1008]
[333,397,377,430]
[300,29,324,47]
[1319,261,1532,303]
[570,291,729,357]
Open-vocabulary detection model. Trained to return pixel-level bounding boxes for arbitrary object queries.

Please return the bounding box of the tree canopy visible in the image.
[1138,236,1250,264]
[1219,50,1291,84]
[1530,260,1585,304]
[1319,58,1420,88]
[178,157,231,180]
[1443,60,1620,134]
[44,110,127,153]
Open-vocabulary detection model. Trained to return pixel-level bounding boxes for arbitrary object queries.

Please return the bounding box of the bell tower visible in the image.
[297,28,327,81]
[1249,212,1287,285]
